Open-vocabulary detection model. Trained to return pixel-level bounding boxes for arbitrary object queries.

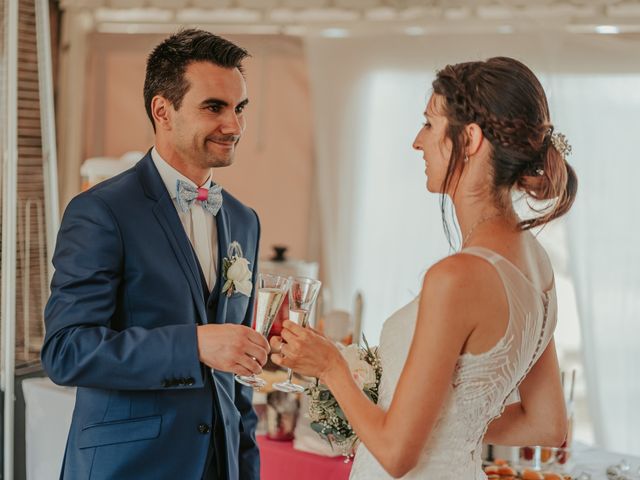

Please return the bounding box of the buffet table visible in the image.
[568,442,640,479]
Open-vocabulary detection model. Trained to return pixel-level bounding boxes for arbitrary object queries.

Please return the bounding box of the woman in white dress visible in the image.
[270,57,578,479]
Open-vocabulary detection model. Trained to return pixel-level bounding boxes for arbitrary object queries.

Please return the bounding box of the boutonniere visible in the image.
[222,241,253,298]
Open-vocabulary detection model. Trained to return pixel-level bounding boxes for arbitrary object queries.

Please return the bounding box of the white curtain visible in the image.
[552,74,640,454]
[306,32,640,454]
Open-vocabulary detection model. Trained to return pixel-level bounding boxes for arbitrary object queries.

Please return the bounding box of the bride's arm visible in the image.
[483,339,567,447]
[272,256,479,478]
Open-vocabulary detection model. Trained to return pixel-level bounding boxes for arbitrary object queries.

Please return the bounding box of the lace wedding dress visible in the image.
[349,247,557,479]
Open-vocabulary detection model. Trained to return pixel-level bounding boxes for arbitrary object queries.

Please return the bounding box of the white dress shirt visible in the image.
[151,147,218,291]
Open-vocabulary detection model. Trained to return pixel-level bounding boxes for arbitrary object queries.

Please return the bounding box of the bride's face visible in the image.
[412,94,453,193]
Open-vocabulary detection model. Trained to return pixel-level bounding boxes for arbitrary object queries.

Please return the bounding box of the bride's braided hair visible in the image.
[432,57,577,230]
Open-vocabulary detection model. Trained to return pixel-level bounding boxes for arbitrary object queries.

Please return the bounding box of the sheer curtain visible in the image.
[551,74,640,454]
[306,32,640,454]
[349,70,451,342]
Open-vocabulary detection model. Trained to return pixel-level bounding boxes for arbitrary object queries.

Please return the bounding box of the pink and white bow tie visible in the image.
[176,179,223,216]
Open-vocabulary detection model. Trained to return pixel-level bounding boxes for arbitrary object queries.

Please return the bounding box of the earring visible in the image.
[464,154,469,163]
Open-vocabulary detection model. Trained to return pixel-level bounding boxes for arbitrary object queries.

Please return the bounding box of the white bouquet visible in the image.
[305,337,382,458]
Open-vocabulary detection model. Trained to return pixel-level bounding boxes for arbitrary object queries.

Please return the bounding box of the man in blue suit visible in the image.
[42,29,268,479]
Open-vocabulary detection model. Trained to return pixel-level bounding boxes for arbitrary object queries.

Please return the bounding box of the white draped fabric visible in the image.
[553,74,640,453]
[306,32,640,454]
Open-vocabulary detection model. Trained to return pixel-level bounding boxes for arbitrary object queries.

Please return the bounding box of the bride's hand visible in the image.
[270,320,345,381]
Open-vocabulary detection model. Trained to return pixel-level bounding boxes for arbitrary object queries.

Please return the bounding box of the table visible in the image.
[257,435,352,480]
[569,442,640,478]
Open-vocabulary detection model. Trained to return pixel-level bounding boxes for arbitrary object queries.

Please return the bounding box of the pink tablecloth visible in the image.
[257,435,353,480]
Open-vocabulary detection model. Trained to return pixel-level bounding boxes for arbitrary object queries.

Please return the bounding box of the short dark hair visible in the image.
[143,29,249,130]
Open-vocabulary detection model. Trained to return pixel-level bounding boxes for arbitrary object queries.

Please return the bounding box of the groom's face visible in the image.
[169,61,248,169]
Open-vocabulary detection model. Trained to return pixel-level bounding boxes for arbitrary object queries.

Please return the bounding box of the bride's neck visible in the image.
[452,192,518,243]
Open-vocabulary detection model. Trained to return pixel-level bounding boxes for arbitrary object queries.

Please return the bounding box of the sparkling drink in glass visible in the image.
[273,277,322,393]
[235,273,290,389]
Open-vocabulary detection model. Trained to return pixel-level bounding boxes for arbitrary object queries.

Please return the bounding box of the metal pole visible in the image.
[2,0,19,478]
[35,0,60,281]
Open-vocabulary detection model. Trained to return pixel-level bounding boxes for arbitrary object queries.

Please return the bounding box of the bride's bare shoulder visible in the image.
[423,252,500,292]
[418,252,506,328]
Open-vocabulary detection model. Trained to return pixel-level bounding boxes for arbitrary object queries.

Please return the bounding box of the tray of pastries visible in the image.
[484,459,573,480]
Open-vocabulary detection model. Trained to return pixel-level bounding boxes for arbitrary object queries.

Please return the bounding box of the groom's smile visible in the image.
[206,135,240,151]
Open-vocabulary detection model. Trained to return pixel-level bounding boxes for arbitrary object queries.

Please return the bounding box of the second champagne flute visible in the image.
[273,277,322,393]
[235,273,290,389]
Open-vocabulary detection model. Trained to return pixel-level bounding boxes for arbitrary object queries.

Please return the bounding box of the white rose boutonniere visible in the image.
[222,241,253,298]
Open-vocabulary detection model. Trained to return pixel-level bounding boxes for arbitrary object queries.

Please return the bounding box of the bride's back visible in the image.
[350,237,558,479]
[460,230,554,358]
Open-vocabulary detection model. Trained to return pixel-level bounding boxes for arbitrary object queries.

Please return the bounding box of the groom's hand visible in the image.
[196,324,270,376]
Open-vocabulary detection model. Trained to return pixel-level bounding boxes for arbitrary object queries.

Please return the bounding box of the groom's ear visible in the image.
[464,123,484,157]
[151,95,172,131]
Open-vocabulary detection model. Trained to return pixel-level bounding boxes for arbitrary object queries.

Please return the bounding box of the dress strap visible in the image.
[460,246,502,265]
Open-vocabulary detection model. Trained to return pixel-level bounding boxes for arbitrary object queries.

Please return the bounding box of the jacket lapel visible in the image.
[137,153,207,325]
[211,203,231,325]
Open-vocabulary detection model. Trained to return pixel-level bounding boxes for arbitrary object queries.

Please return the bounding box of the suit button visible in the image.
[198,423,210,434]
[186,377,195,386]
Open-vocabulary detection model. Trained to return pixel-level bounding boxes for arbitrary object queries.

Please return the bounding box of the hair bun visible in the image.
[517,134,577,229]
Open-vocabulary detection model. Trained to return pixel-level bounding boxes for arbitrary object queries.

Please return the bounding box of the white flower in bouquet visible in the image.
[341,344,378,390]
[305,337,382,459]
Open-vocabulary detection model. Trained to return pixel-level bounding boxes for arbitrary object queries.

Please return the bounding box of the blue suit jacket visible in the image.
[42,152,261,480]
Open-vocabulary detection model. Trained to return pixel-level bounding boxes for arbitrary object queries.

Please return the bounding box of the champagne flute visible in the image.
[273,277,322,393]
[235,273,290,389]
